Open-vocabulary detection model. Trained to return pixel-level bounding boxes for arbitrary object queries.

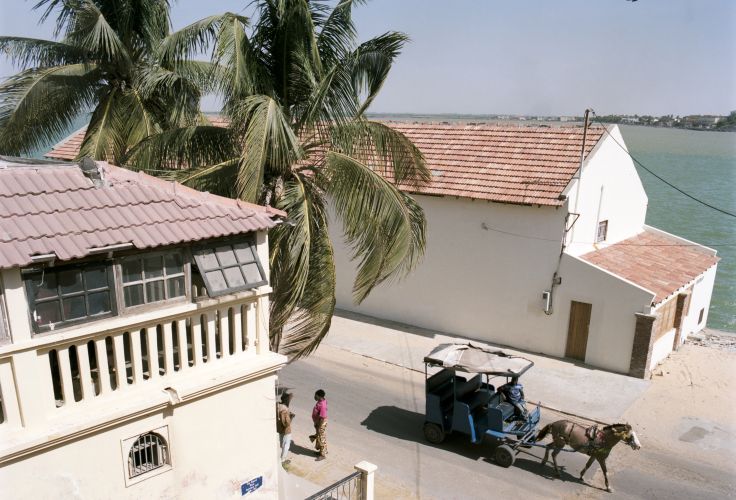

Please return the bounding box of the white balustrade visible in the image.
[0,295,265,426]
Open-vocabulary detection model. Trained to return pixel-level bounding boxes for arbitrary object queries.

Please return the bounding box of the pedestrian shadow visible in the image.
[361,405,602,491]
[289,442,316,458]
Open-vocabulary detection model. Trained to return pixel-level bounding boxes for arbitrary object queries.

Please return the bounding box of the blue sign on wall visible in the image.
[241,476,263,496]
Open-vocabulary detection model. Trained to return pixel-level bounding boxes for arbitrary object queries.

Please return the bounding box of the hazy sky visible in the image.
[1,0,734,116]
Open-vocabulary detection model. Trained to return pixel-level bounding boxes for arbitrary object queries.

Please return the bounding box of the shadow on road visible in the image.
[289,442,317,458]
[360,405,604,492]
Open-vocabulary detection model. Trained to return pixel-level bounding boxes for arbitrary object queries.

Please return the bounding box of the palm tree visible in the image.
[128,0,431,358]
[0,0,206,163]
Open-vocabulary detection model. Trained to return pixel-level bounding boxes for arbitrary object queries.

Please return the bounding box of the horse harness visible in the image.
[565,422,610,454]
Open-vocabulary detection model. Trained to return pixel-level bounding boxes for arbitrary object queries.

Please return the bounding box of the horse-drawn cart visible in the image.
[422,343,540,467]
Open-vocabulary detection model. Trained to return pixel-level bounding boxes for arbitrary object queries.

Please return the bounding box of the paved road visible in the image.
[279,345,734,499]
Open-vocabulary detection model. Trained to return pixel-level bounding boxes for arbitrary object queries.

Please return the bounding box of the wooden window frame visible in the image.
[191,236,267,298]
[0,275,9,345]
[115,250,191,313]
[596,220,609,243]
[23,261,117,334]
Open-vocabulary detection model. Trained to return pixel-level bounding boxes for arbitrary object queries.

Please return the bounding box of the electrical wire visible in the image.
[589,111,736,219]
[480,223,736,247]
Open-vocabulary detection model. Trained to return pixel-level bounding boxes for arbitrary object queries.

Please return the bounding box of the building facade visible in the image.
[330,124,718,377]
[0,158,286,498]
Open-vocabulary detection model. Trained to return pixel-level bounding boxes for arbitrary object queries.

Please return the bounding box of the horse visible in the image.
[535,420,641,492]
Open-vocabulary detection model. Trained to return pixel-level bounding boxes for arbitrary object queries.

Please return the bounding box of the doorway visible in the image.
[566,301,592,361]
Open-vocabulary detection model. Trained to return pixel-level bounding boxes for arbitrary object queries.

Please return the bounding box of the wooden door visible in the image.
[565,301,592,361]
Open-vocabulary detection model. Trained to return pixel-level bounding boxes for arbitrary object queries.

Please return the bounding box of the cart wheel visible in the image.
[423,422,445,444]
[494,445,516,468]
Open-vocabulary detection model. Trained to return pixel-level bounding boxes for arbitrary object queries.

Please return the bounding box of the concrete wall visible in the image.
[0,375,280,499]
[333,195,569,354]
[564,126,648,256]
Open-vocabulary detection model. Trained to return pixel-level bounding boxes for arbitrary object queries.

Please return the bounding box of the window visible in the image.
[120,252,186,308]
[192,238,266,297]
[127,432,169,479]
[698,308,705,325]
[24,263,115,332]
[596,220,608,243]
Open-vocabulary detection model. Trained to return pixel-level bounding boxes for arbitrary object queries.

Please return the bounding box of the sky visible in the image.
[1,0,734,117]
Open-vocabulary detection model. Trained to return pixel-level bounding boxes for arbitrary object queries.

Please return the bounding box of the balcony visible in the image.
[0,288,283,463]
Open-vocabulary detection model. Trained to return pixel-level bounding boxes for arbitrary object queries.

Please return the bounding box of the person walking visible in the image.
[276,392,293,467]
[309,389,328,461]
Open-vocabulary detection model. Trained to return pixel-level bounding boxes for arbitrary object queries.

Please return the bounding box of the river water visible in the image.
[618,125,735,332]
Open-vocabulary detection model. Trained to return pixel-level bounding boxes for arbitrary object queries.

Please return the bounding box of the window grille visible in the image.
[120,252,186,308]
[128,432,169,478]
[192,238,266,297]
[596,220,608,243]
[24,262,115,332]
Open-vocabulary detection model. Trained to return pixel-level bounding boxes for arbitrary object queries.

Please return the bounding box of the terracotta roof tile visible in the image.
[0,157,284,270]
[581,230,719,305]
[46,120,606,207]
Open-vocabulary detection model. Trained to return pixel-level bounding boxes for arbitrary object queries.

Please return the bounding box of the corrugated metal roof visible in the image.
[581,229,720,305]
[0,157,283,270]
[46,121,606,207]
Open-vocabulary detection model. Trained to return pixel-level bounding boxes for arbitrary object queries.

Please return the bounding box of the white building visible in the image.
[0,157,286,498]
[331,123,719,377]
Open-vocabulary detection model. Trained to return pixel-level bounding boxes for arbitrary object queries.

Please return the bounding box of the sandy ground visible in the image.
[625,342,736,465]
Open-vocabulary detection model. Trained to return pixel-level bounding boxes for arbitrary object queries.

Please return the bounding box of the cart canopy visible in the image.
[424,343,534,377]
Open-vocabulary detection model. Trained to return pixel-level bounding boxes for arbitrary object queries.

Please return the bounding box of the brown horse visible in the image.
[536,420,641,492]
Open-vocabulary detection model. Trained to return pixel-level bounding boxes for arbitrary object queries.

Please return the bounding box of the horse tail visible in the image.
[536,424,552,442]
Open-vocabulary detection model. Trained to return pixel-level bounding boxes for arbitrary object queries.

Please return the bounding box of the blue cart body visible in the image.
[422,343,541,465]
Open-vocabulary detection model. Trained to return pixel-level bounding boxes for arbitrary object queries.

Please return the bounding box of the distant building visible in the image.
[0,158,286,498]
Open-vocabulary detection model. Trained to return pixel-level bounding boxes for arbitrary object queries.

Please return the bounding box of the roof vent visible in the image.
[79,157,103,185]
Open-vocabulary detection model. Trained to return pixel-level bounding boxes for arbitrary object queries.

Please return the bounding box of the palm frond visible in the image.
[271,173,336,358]
[350,31,409,115]
[158,13,244,66]
[214,12,274,104]
[230,94,301,202]
[330,120,430,187]
[0,36,87,68]
[78,87,128,162]
[315,0,365,68]
[65,1,131,65]
[125,125,238,172]
[0,63,100,156]
[325,150,426,303]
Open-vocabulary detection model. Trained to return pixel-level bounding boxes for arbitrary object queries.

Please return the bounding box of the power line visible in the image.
[480,223,735,247]
[589,111,736,219]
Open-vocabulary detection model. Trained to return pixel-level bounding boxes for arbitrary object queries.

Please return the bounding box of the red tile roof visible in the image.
[581,229,719,305]
[0,157,283,270]
[46,121,606,207]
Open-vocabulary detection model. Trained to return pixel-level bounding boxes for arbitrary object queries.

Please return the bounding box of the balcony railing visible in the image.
[306,462,377,500]
[0,290,271,432]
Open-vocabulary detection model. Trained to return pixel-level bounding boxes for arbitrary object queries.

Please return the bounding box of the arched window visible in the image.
[128,432,169,478]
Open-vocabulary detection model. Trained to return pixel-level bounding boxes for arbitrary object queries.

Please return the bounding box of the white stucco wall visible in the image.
[556,254,655,373]
[332,193,658,374]
[681,264,718,340]
[564,126,648,256]
[0,374,280,499]
[651,329,677,368]
[333,195,569,354]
